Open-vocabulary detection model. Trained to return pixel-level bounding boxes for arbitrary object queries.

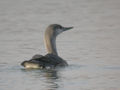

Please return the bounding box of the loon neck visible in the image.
[44,29,58,56]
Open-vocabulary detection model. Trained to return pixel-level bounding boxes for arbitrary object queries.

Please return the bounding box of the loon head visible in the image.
[46,24,73,37]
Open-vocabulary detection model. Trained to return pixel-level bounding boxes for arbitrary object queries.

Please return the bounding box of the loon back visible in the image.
[21,54,68,69]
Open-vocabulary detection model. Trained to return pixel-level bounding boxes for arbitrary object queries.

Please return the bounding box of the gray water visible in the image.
[0,0,120,90]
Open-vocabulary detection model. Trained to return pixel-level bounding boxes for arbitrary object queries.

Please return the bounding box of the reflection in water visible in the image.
[44,70,59,90]
[21,69,60,90]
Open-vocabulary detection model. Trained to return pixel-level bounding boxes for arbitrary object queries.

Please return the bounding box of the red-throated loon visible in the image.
[21,24,73,69]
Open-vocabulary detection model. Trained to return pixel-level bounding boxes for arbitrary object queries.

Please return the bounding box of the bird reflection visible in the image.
[44,69,59,90]
[21,68,60,90]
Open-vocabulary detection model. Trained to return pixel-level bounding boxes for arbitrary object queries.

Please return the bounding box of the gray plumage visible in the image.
[21,24,73,69]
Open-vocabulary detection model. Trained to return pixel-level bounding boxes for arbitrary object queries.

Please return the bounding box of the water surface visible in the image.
[0,0,120,90]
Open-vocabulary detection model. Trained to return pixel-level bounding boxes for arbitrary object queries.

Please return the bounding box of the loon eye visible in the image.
[57,26,62,29]
[54,25,62,30]
[59,26,63,29]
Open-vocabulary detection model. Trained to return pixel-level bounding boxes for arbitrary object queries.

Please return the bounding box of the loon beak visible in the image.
[63,27,73,31]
